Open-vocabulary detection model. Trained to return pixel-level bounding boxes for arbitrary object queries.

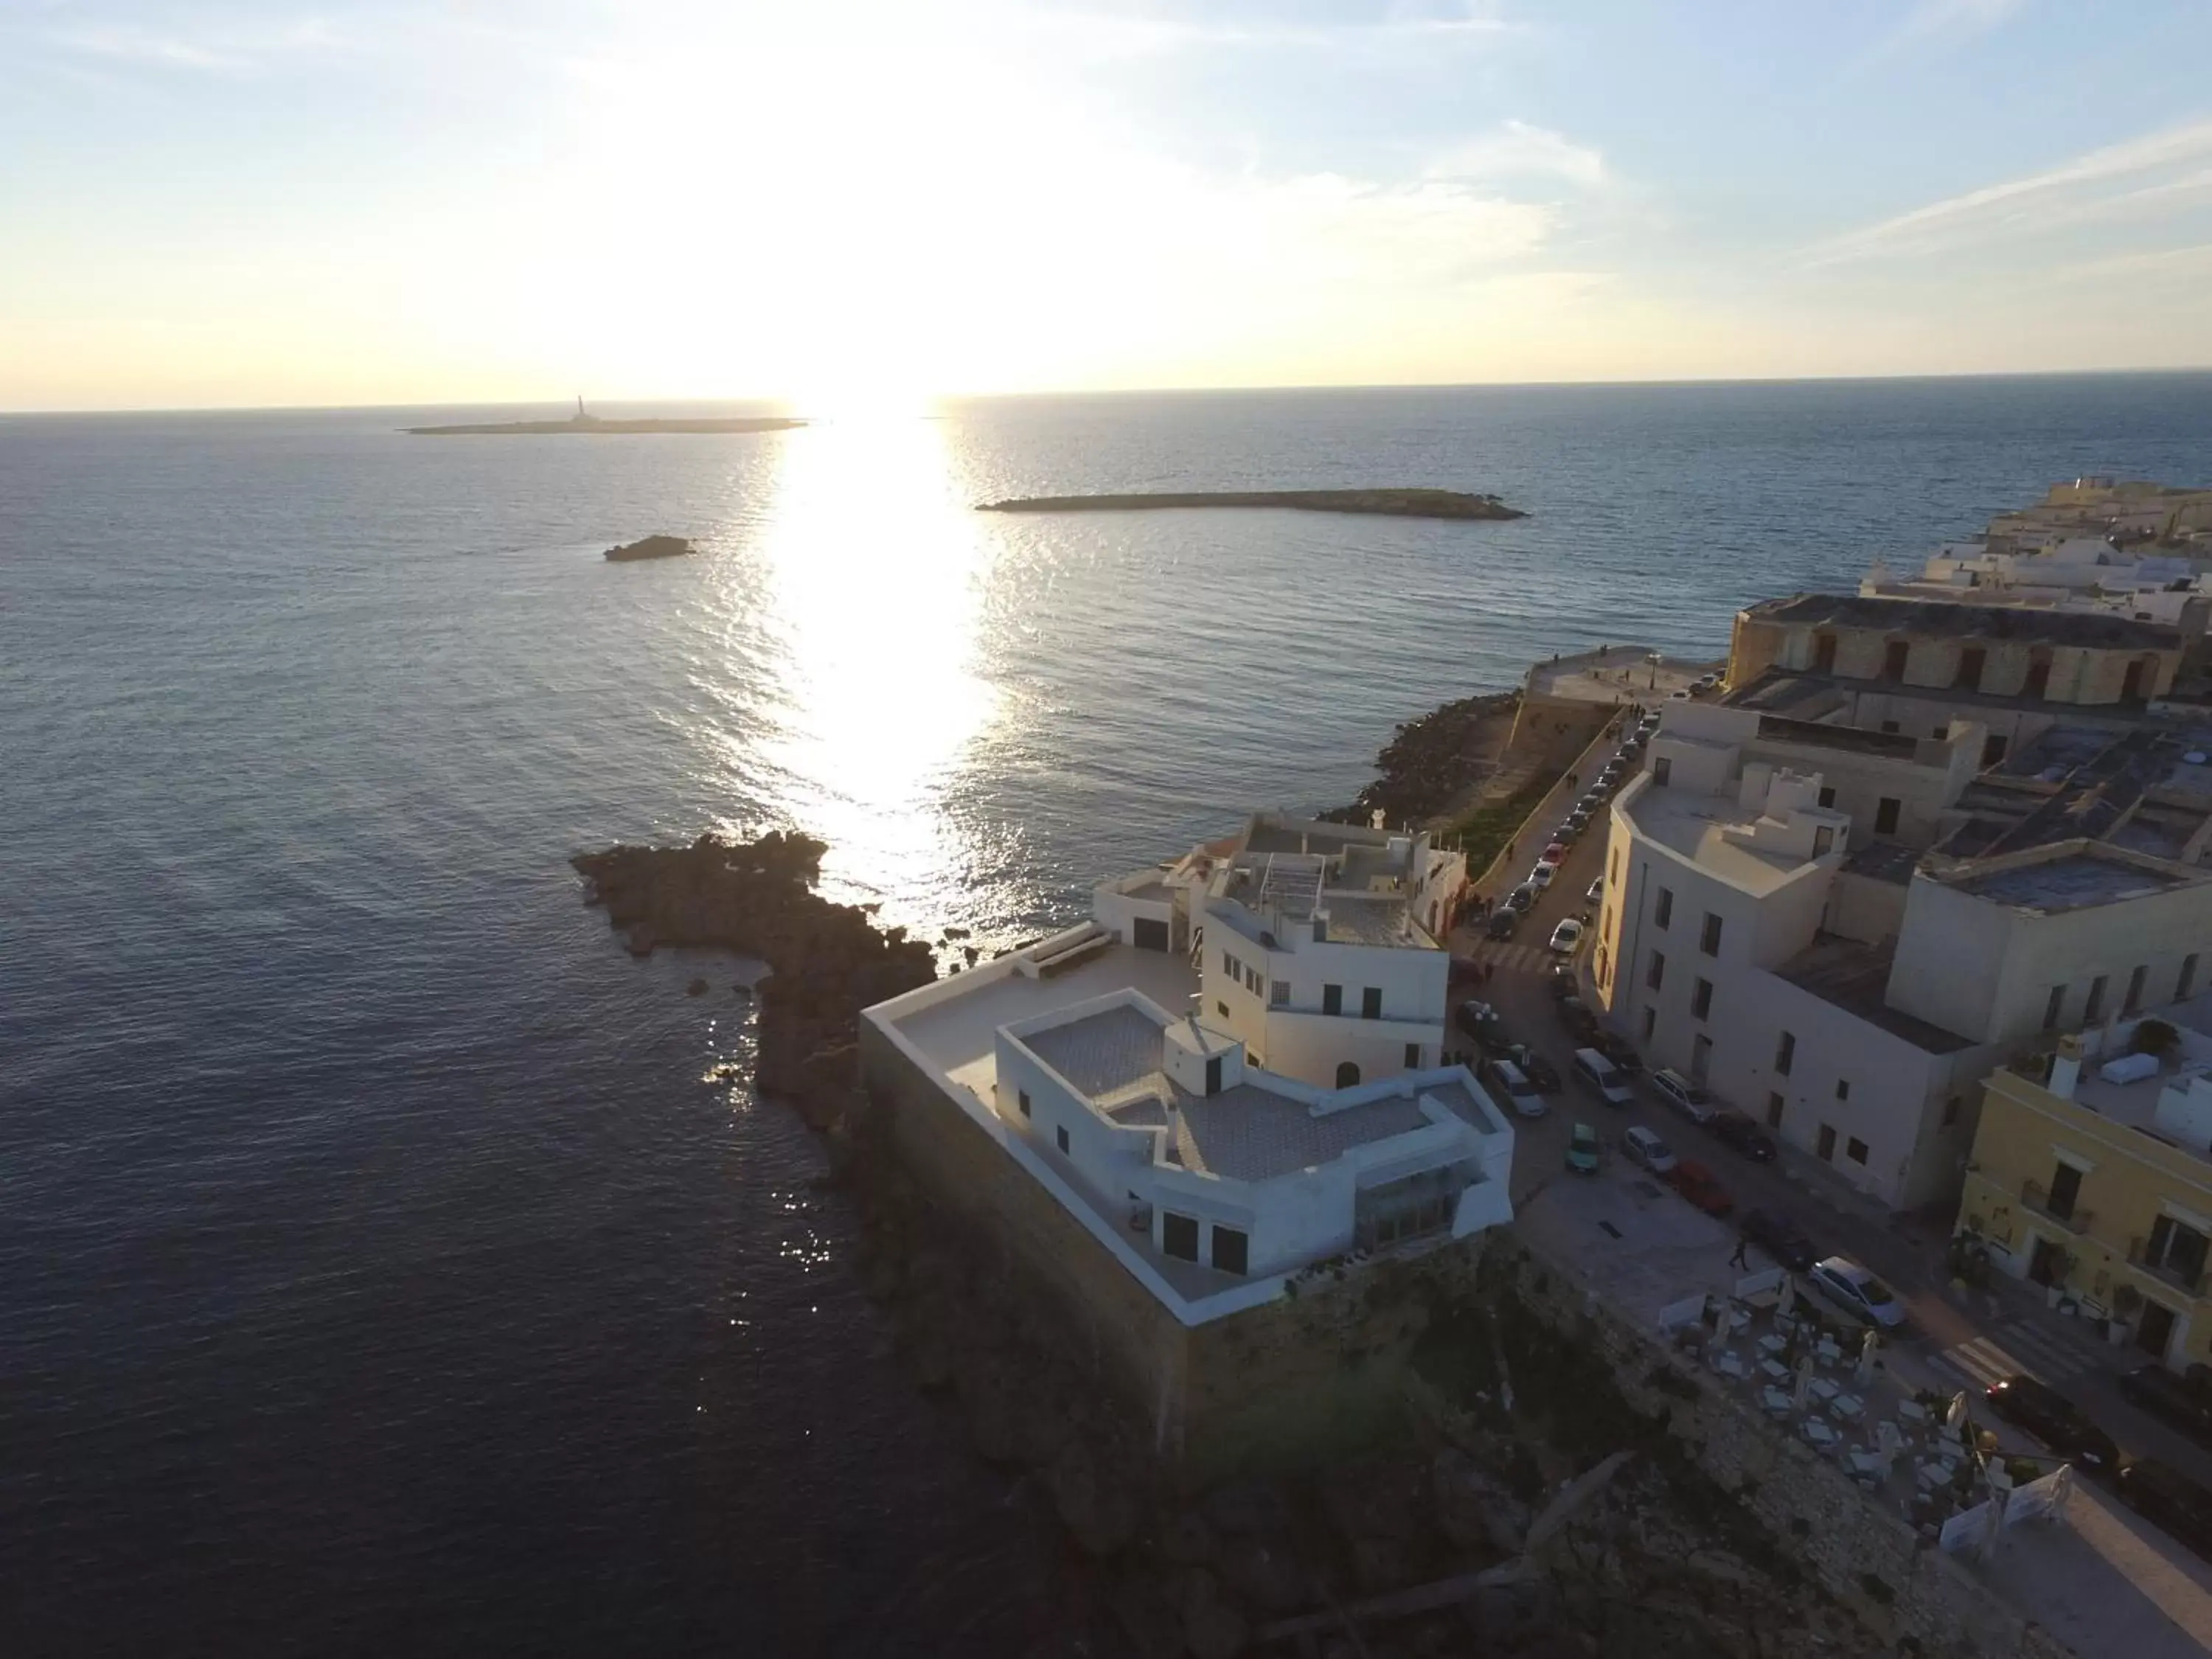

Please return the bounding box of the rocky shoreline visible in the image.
[576,829,1885,1658]
[1327,690,1520,827]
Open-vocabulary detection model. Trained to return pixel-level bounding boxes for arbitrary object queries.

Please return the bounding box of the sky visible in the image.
[4,0,2212,411]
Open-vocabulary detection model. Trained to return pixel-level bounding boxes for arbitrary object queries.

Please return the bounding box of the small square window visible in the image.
[1217,1001,1229,1018]
[1270,981,1289,1006]
[1211,1225,1249,1276]
[1018,1090,1032,1118]
[1818,785,1836,809]
[1055,1124,1070,1153]
[1846,1137,1868,1165]
[1162,1212,1199,1262]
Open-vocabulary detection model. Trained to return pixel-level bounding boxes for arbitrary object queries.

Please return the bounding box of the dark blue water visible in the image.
[4,376,2207,1656]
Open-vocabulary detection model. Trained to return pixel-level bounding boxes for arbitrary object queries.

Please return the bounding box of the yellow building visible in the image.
[1956,992,2212,1374]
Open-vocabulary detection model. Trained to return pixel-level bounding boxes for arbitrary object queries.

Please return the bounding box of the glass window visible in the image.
[1162,1212,1199,1262]
[1646,950,1666,990]
[1056,1125,1070,1153]
[1323,984,1343,1016]
[1362,987,1382,1020]
[1641,1006,1657,1041]
[1835,1079,1850,1101]
[1846,1137,1868,1164]
[1404,1043,1422,1068]
[1655,887,1674,929]
[1775,1031,1795,1074]
[1700,913,1722,956]
[1692,978,1714,1020]
[1018,1090,1031,1118]
[1270,980,1289,1006]
[1211,1225,1248,1276]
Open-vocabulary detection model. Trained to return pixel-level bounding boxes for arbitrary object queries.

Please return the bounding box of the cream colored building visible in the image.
[1959,998,2212,1374]
[1594,701,2212,1209]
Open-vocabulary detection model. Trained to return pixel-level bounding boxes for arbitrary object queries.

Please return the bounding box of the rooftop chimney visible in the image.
[2048,1033,2084,1101]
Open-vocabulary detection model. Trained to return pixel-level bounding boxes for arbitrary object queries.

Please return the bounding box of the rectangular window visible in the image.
[1957,647,1985,691]
[2084,975,2108,1024]
[1646,950,1666,991]
[1652,756,1672,787]
[1982,734,2008,766]
[1018,1090,1032,1118]
[1270,980,1289,1006]
[1691,978,1714,1020]
[1883,640,1909,681]
[1700,913,1722,956]
[1766,1092,1785,1128]
[1941,1094,1961,1127]
[1221,949,1233,975]
[2043,984,2066,1031]
[2125,964,2149,1016]
[1361,987,1382,1020]
[1655,887,1674,929]
[1210,1225,1248,1276]
[1775,1031,1795,1075]
[1641,1006,1658,1041]
[2183,954,2202,1001]
[1817,1124,1837,1161]
[1323,984,1343,1016]
[1161,1212,1199,1262]
[1846,1136,1868,1165]
[1404,1043,1422,1068]
[1835,1079,1851,1102]
[1610,847,1620,887]
[1217,1001,1229,1018]
[1874,797,1901,836]
[1818,785,1837,809]
[1055,1124,1070,1153]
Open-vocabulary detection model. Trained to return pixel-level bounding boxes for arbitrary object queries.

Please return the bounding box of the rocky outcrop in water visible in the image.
[572,830,936,1109]
[978,489,1524,521]
[602,535,698,562]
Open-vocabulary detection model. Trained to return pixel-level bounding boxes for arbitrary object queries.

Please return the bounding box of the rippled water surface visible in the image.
[4,377,2208,1655]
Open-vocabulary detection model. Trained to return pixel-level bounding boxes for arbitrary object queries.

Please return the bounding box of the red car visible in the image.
[1665,1159,1734,1217]
[1539,842,1568,866]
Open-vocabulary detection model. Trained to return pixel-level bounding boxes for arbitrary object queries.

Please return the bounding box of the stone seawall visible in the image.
[859,1018,1486,1477]
[1495,1240,2077,1658]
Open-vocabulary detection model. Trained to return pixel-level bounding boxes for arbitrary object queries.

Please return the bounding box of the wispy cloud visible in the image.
[1024,2,1514,58]
[52,22,246,72]
[1863,0,2028,63]
[1812,114,2212,263]
[2054,240,2212,284]
[1425,121,1604,189]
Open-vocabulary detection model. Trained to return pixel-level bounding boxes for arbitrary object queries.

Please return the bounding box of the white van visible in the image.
[1572,1046,1636,1107]
[1482,1057,1548,1119]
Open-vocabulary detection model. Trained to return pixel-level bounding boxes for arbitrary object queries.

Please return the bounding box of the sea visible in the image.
[4,375,2208,1658]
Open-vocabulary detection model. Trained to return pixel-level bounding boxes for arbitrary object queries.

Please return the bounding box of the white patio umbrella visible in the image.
[1854,1329,1880,1385]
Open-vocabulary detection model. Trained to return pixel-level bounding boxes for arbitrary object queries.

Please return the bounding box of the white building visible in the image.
[863,939,1512,1324]
[1593,702,2212,1209]
[1094,811,1467,1089]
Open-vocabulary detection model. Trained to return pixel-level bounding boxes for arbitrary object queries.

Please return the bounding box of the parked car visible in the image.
[1551,821,1579,846]
[1557,996,1599,1043]
[1482,1057,1549,1119]
[1985,1376,2120,1475]
[1666,1159,1734,1217]
[1505,883,1540,913]
[1566,1122,1601,1175]
[2118,1365,2212,1447]
[1454,999,1500,1040]
[1573,1046,1637,1107]
[1622,1125,1679,1174]
[1695,672,1720,691]
[1485,908,1520,940]
[1538,841,1567,866]
[1619,735,1644,756]
[1599,762,1625,786]
[1546,961,1578,1000]
[1498,1042,1560,1093]
[1708,1111,1778,1163]
[2118,1459,2212,1559]
[1740,1207,1817,1273]
[1594,1032,1644,1076]
[1584,876,1604,904]
[1669,688,1691,701]
[1798,1256,1907,1332]
[1651,1067,1719,1124]
[1548,918,1585,954]
[1565,809,1593,834]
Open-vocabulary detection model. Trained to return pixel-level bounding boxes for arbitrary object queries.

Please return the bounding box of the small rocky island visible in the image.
[603,535,698,563]
[406,398,804,437]
[978,488,1523,521]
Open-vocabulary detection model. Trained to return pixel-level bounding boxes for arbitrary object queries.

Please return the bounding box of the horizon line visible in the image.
[5,363,2211,420]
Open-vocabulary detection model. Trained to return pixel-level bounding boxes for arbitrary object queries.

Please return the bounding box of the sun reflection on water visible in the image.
[714,411,998,937]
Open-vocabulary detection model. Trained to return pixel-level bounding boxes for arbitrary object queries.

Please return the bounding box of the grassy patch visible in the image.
[1441,777,1559,876]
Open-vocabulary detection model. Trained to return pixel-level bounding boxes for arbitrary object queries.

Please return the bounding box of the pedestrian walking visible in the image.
[1728,1231,1752,1271]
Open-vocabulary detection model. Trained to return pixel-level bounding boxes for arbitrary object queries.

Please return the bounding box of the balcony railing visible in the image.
[2020,1178,2093,1236]
[2127,1241,2208,1298]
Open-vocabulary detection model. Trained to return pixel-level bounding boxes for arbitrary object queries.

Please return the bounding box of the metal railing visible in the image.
[2126,1239,2208,1297]
[2020,1178,2093,1235]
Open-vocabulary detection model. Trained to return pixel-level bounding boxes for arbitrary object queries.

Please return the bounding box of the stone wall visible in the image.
[1495,1240,2076,1658]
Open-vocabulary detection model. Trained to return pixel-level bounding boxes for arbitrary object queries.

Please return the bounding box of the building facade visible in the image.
[1958,1000,2212,1375]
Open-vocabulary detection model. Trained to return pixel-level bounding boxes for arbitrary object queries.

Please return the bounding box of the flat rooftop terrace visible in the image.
[1526,644,1712,706]
[1621,782,1815,898]
[1952,852,2191,914]
[2067,990,2212,1157]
